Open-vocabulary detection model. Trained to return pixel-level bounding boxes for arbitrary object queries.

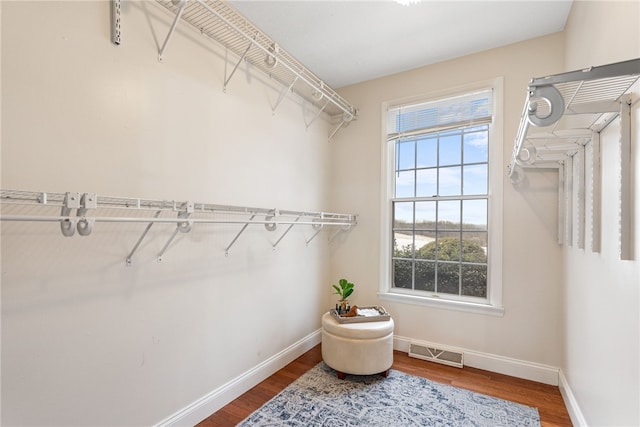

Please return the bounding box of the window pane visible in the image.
[436,236,461,262]
[396,140,415,170]
[438,132,461,166]
[417,137,437,168]
[416,168,437,197]
[438,166,462,196]
[394,233,415,258]
[393,201,414,228]
[463,129,488,163]
[461,233,487,263]
[393,259,413,289]
[438,200,461,230]
[415,260,435,291]
[462,199,487,229]
[395,170,415,198]
[436,262,460,295]
[415,201,436,227]
[461,264,487,297]
[463,164,488,195]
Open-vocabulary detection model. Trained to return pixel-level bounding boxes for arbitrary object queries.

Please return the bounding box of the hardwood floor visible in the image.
[197,344,572,426]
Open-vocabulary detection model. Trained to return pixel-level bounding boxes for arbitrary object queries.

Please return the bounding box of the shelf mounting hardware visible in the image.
[126,210,163,266]
[158,0,189,62]
[60,192,80,237]
[272,76,299,115]
[272,216,300,249]
[110,0,122,45]
[225,214,256,256]
[157,202,193,262]
[305,217,324,246]
[224,31,258,93]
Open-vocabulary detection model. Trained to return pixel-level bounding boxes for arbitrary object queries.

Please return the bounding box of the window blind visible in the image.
[387,89,493,140]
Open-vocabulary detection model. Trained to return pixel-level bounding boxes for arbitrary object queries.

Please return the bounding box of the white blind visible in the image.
[387,89,493,140]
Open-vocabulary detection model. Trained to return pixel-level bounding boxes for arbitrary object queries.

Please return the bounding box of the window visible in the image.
[380,80,503,315]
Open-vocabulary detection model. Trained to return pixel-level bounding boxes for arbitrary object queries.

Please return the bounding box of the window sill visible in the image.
[378,291,505,317]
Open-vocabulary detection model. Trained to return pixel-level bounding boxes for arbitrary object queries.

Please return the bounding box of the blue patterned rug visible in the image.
[238,362,540,426]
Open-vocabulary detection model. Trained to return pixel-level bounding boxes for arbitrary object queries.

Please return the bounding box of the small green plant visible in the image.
[332,278,354,301]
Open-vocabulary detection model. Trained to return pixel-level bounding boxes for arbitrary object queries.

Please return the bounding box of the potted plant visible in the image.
[332,278,354,315]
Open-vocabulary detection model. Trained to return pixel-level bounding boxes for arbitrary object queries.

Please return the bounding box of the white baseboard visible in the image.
[558,369,587,427]
[155,330,322,427]
[394,335,559,386]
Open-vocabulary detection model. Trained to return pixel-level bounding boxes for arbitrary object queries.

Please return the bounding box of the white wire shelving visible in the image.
[0,189,357,265]
[508,58,640,259]
[149,0,357,140]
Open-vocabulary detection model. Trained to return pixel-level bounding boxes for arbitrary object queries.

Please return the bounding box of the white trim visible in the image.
[379,77,504,313]
[394,335,559,386]
[155,330,322,427]
[379,291,504,316]
[559,370,588,427]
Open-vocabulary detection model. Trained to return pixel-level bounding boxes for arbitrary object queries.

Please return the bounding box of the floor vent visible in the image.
[409,342,464,368]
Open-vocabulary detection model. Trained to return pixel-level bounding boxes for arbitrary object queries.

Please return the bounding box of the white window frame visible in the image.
[378,77,504,316]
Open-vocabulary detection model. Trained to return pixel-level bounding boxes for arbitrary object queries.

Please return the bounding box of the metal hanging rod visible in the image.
[154,0,357,134]
[0,189,354,222]
[0,189,358,264]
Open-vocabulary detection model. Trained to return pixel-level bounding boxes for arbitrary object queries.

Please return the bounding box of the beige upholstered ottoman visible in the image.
[321,311,394,379]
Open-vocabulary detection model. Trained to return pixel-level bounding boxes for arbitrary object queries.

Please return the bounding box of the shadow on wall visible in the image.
[510,167,559,242]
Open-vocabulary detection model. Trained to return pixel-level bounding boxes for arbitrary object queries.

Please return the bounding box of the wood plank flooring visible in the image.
[197,344,572,426]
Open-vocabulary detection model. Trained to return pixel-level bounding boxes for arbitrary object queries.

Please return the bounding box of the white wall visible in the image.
[331,34,566,368]
[1,1,338,425]
[562,2,640,426]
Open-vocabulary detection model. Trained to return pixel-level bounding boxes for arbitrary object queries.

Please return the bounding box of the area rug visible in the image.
[238,362,540,426]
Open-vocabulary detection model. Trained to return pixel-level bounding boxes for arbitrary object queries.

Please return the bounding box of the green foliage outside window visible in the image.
[393,237,487,298]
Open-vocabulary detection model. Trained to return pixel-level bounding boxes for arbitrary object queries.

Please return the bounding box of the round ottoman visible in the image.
[321,311,394,379]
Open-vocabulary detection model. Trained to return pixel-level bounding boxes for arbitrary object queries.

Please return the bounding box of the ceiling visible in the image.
[228,0,573,89]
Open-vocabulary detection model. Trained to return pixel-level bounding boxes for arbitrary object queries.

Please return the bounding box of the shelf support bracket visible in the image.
[158,0,189,62]
[272,217,299,248]
[157,202,194,262]
[329,223,353,242]
[225,214,256,256]
[223,32,258,93]
[126,210,163,266]
[305,219,324,246]
[328,112,354,142]
[272,76,298,114]
[305,99,330,129]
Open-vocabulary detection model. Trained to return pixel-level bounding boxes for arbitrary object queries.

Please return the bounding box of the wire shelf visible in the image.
[155,0,357,122]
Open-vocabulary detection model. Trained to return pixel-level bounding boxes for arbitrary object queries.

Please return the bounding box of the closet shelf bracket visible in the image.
[157,203,194,262]
[127,210,163,266]
[224,214,256,256]
[305,217,324,246]
[223,32,258,93]
[272,76,299,115]
[157,0,188,62]
[272,217,300,249]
